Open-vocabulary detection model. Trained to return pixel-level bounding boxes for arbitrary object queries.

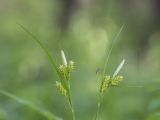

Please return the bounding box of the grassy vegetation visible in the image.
[1,1,160,120]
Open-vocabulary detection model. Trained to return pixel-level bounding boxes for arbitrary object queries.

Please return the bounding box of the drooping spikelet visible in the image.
[56,81,67,96]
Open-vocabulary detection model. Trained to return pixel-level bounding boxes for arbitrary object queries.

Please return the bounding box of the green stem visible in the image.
[94,24,125,120]
[95,93,103,120]
[67,81,76,120]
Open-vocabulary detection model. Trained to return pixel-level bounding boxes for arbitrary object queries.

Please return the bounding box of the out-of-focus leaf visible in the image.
[0,90,62,120]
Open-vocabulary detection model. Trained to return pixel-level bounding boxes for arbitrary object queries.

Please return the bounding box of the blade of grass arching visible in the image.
[103,24,125,75]
[17,24,62,81]
[18,24,69,93]
[0,90,62,120]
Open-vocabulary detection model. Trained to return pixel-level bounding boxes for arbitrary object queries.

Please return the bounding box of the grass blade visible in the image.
[17,24,69,99]
[17,24,62,80]
[0,90,62,120]
[103,24,125,74]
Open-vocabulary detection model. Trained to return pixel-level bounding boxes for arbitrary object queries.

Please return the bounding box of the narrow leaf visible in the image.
[103,24,125,74]
[18,24,69,91]
[17,24,62,80]
[0,90,62,120]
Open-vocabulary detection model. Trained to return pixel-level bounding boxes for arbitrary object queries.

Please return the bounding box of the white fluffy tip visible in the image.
[113,59,125,77]
[61,50,67,67]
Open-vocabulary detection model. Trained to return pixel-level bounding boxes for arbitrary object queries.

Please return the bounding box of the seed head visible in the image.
[100,75,111,93]
[59,50,75,81]
[111,75,123,86]
[56,81,67,96]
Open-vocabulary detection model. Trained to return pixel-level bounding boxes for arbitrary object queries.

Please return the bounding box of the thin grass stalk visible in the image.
[94,93,103,120]
[95,24,125,120]
[67,81,76,120]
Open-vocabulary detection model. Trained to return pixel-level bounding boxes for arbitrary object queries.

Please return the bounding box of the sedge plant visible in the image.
[94,24,125,120]
[56,50,75,120]
[0,24,125,120]
[18,24,76,120]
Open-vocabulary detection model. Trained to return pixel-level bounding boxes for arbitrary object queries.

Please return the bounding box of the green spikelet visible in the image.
[59,65,65,73]
[111,75,123,86]
[68,60,74,73]
[56,81,67,96]
[99,75,124,93]
[100,75,111,93]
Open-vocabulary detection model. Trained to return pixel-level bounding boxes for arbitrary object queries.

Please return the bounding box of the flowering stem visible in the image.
[67,81,76,120]
[95,93,103,120]
[94,24,125,120]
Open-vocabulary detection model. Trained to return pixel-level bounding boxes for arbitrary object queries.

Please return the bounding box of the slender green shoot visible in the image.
[17,24,62,81]
[18,24,69,91]
[94,93,103,120]
[95,24,125,120]
[18,24,75,119]
[67,81,75,120]
[103,24,125,75]
[57,50,76,120]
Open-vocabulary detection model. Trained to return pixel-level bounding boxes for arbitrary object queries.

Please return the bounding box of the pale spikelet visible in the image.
[56,81,67,96]
[61,50,67,67]
[58,65,65,78]
[59,50,75,81]
[100,75,111,93]
[113,59,125,77]
[59,65,64,72]
[111,75,123,86]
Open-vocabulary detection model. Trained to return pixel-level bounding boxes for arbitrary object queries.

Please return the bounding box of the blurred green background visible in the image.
[0,0,160,120]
